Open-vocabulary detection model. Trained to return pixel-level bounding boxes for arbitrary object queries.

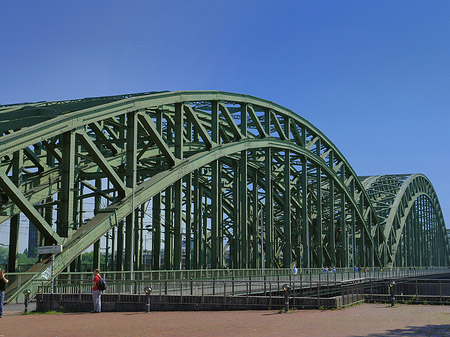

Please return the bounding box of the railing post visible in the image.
[232,277,235,296]
[269,282,272,308]
[201,281,204,303]
[263,275,266,295]
[292,282,296,307]
[300,277,303,297]
[223,282,226,302]
[317,282,320,308]
[370,279,373,301]
[180,281,183,303]
[246,282,249,304]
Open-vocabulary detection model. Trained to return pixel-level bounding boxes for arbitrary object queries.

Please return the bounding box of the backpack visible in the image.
[97,276,107,291]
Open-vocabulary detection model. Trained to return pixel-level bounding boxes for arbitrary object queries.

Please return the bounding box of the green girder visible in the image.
[0,91,448,302]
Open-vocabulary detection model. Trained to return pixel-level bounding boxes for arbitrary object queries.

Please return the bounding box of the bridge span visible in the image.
[0,91,448,302]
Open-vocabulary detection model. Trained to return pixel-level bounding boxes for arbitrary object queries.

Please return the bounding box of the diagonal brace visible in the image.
[270,111,287,140]
[183,105,215,149]
[76,130,128,198]
[0,169,61,244]
[90,122,121,154]
[218,103,244,140]
[137,112,178,166]
[247,106,267,137]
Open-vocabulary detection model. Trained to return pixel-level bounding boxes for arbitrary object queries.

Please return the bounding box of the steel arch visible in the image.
[361,174,449,267]
[0,91,447,301]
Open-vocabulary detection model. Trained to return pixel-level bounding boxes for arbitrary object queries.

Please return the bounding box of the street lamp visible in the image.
[282,284,291,313]
[144,286,152,313]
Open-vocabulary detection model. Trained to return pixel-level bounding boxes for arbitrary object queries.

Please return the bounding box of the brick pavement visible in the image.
[0,304,449,337]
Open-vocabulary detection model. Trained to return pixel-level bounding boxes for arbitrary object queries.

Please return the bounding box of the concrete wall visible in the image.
[35,293,351,312]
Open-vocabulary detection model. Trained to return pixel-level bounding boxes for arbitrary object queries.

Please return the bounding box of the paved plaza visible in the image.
[1,303,450,336]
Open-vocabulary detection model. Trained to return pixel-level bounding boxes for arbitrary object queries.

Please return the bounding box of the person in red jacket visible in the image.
[92,269,102,313]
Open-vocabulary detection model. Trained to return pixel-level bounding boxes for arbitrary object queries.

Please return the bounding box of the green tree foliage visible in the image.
[0,247,8,268]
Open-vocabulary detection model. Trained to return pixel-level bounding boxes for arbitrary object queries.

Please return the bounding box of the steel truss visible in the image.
[361,174,449,267]
[0,91,448,300]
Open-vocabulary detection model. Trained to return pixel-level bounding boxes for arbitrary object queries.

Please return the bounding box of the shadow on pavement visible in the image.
[352,324,450,336]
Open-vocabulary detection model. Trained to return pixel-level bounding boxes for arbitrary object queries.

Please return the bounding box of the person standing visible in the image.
[92,269,102,313]
[0,269,9,318]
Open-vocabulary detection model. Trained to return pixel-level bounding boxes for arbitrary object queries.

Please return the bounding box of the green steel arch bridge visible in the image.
[0,91,449,300]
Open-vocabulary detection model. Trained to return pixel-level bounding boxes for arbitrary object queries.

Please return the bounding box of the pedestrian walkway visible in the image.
[0,304,449,336]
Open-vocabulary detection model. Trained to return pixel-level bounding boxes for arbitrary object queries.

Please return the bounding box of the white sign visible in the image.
[37,245,63,255]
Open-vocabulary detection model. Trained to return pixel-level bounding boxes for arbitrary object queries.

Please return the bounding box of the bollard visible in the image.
[23,290,31,313]
[282,284,291,313]
[389,281,396,307]
[144,286,152,313]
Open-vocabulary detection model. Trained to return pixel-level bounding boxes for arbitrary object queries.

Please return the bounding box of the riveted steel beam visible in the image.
[137,112,178,167]
[2,91,449,303]
[0,169,61,244]
[76,129,127,198]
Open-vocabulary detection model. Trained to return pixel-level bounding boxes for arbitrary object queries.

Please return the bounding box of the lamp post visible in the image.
[144,286,152,313]
[282,284,291,313]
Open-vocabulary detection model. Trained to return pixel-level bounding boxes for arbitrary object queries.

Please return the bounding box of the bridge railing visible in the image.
[7,266,448,302]
[47,266,443,282]
[35,267,446,296]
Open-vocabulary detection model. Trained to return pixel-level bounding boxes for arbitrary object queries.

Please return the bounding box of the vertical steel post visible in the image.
[341,192,347,268]
[152,194,161,270]
[164,186,172,269]
[350,180,356,269]
[265,147,273,268]
[211,101,220,269]
[174,103,184,270]
[240,103,248,269]
[301,156,309,270]
[232,163,239,269]
[252,167,259,269]
[283,149,291,268]
[8,150,22,272]
[117,220,124,271]
[193,170,201,269]
[185,173,192,270]
[264,109,273,268]
[202,192,208,268]
[125,112,137,275]
[58,131,75,238]
[93,178,101,270]
[184,115,194,270]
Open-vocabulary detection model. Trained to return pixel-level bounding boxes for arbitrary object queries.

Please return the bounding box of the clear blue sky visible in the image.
[1,1,449,231]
